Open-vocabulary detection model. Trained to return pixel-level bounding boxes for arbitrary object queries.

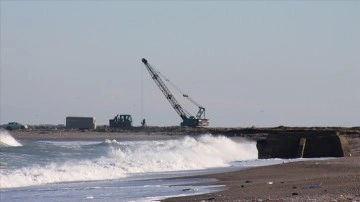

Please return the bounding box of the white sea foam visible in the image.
[108,135,257,172]
[0,130,22,147]
[0,135,257,188]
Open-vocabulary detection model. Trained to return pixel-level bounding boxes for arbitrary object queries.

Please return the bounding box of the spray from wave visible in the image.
[108,135,257,172]
[0,130,22,147]
[0,135,257,188]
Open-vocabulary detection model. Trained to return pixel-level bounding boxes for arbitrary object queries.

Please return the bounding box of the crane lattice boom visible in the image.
[142,58,189,120]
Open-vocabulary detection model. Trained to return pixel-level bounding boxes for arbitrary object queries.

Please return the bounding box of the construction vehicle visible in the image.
[109,114,132,128]
[141,58,209,127]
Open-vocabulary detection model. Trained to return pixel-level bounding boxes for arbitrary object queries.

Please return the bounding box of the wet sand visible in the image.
[164,157,360,202]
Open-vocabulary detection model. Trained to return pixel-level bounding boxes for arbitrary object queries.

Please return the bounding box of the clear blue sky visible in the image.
[1,1,359,127]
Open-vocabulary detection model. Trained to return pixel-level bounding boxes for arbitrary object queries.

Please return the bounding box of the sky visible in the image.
[1,1,359,127]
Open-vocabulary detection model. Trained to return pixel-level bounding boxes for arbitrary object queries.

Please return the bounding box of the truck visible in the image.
[66,117,96,130]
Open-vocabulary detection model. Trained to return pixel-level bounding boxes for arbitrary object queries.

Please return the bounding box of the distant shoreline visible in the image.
[6,126,360,141]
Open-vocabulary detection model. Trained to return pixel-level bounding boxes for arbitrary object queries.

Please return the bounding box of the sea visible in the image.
[0,130,289,202]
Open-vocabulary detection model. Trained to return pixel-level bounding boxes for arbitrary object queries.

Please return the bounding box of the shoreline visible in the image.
[163,157,360,201]
[6,126,360,140]
[6,130,183,142]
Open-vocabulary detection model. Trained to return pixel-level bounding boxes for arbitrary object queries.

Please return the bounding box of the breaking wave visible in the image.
[0,135,257,188]
[0,130,22,147]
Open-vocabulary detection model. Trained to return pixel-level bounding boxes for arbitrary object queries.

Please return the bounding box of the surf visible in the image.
[0,134,257,188]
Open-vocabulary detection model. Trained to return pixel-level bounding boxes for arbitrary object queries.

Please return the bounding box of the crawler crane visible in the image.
[142,58,209,127]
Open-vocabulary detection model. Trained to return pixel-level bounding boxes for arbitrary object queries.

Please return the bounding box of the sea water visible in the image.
[0,130,286,201]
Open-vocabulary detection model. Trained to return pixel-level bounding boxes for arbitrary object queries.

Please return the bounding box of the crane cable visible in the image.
[150,66,193,117]
[141,63,144,120]
[153,66,203,108]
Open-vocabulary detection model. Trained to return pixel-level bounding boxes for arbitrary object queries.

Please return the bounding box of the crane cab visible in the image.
[181,117,209,127]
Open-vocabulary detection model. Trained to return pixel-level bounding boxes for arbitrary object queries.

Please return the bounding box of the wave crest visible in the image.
[0,130,22,147]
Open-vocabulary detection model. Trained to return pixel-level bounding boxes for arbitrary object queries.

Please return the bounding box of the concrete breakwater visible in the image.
[256,131,351,159]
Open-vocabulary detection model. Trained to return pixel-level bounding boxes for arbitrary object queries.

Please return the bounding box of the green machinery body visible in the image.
[109,114,133,128]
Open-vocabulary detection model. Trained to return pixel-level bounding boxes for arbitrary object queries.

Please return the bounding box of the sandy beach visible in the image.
[7,128,360,201]
[164,157,360,201]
